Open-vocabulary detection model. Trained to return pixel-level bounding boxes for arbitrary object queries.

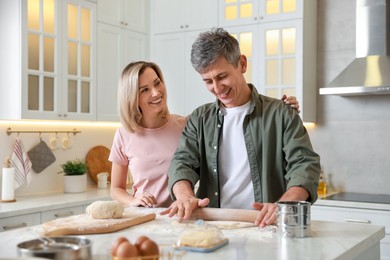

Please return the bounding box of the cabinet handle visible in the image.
[343,218,371,224]
[63,114,67,118]
[54,211,74,218]
[124,22,128,26]
[185,25,189,28]
[3,222,27,230]
[180,25,184,29]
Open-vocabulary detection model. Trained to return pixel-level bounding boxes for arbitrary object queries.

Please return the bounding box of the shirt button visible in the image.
[215,192,218,196]
[213,146,217,150]
[217,124,221,128]
[213,169,217,173]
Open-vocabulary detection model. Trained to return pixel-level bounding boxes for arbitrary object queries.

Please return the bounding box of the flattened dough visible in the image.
[86,200,124,219]
[172,220,256,230]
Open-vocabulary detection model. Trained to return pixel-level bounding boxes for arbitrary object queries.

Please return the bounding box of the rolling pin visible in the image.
[191,208,259,223]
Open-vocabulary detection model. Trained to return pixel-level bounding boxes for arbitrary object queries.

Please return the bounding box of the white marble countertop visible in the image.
[0,208,385,260]
[0,189,111,218]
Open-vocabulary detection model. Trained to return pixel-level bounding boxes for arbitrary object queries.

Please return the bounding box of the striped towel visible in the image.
[10,138,32,189]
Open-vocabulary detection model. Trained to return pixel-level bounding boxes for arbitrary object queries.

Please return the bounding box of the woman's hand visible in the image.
[129,192,158,208]
[281,94,300,113]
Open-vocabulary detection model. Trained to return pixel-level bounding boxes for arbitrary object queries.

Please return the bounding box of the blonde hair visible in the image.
[118,61,169,133]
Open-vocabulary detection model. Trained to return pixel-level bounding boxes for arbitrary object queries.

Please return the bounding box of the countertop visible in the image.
[0,189,111,218]
[315,191,390,211]
[0,207,385,259]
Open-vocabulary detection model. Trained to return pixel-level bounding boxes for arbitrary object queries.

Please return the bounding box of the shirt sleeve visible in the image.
[282,108,321,203]
[108,128,129,166]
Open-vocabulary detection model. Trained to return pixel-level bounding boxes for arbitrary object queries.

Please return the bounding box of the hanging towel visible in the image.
[10,138,32,189]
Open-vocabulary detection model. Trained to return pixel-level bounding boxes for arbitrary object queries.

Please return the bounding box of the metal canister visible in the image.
[276,201,311,238]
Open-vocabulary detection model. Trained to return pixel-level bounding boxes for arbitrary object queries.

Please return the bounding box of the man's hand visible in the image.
[160,197,210,222]
[252,202,278,228]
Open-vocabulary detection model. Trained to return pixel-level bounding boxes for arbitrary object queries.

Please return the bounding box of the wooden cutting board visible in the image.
[42,212,156,236]
[85,145,112,184]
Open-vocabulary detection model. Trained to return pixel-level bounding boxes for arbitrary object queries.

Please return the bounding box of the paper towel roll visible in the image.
[2,167,15,201]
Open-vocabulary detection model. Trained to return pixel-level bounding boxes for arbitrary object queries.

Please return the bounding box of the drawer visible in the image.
[311,205,390,234]
[0,213,41,231]
[41,205,84,223]
[382,235,390,260]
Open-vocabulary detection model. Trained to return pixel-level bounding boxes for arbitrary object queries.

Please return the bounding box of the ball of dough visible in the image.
[86,200,124,219]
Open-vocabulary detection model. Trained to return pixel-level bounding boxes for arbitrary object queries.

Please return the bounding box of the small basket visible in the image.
[112,248,185,260]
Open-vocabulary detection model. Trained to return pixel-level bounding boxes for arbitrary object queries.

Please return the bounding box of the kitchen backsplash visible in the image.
[0,123,117,197]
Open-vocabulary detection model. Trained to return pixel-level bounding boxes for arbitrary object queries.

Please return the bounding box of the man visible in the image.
[161,27,320,227]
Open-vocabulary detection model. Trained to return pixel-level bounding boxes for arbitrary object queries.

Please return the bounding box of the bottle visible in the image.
[317,171,327,196]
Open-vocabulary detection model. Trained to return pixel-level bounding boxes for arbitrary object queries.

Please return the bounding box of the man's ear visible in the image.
[239,55,247,73]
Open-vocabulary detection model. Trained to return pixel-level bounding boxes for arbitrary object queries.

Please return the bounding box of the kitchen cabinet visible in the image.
[151,0,218,34]
[97,0,149,33]
[220,0,317,123]
[151,31,215,116]
[150,0,316,122]
[312,204,390,260]
[0,213,41,232]
[0,0,97,121]
[150,0,218,116]
[97,21,148,121]
[41,205,84,223]
[219,0,303,27]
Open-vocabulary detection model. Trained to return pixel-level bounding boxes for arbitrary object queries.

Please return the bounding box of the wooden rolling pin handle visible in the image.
[191,208,259,223]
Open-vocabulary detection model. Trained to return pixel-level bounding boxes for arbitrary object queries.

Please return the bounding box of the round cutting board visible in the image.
[85,145,112,184]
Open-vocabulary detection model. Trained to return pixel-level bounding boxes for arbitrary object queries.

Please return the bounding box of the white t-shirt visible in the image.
[219,101,254,209]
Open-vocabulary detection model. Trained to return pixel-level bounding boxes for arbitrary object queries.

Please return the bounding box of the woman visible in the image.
[109,61,300,208]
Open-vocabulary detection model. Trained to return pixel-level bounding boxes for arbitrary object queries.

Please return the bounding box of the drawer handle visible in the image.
[343,218,371,224]
[54,211,74,218]
[3,222,27,230]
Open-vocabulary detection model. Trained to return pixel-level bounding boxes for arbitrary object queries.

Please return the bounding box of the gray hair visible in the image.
[190,27,241,73]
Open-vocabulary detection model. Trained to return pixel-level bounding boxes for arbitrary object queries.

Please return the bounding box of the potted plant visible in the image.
[60,159,88,193]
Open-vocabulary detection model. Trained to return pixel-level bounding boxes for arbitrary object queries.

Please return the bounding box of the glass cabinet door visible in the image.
[27,0,57,114]
[64,2,93,118]
[25,0,95,120]
[219,0,302,26]
[258,20,302,106]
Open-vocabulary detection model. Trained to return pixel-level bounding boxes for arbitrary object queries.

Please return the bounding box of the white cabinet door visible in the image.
[60,0,97,121]
[41,205,84,223]
[97,23,148,121]
[151,31,214,116]
[97,0,149,33]
[151,33,186,115]
[151,0,218,34]
[0,213,41,232]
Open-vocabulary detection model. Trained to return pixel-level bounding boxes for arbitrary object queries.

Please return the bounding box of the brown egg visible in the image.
[135,235,150,248]
[138,239,159,257]
[111,236,129,256]
[116,241,139,258]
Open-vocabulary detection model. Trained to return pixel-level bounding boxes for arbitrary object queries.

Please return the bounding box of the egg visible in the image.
[135,235,150,248]
[138,239,159,257]
[111,236,129,256]
[115,241,139,258]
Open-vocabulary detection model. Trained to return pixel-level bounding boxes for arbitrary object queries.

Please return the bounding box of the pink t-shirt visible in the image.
[109,115,187,207]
